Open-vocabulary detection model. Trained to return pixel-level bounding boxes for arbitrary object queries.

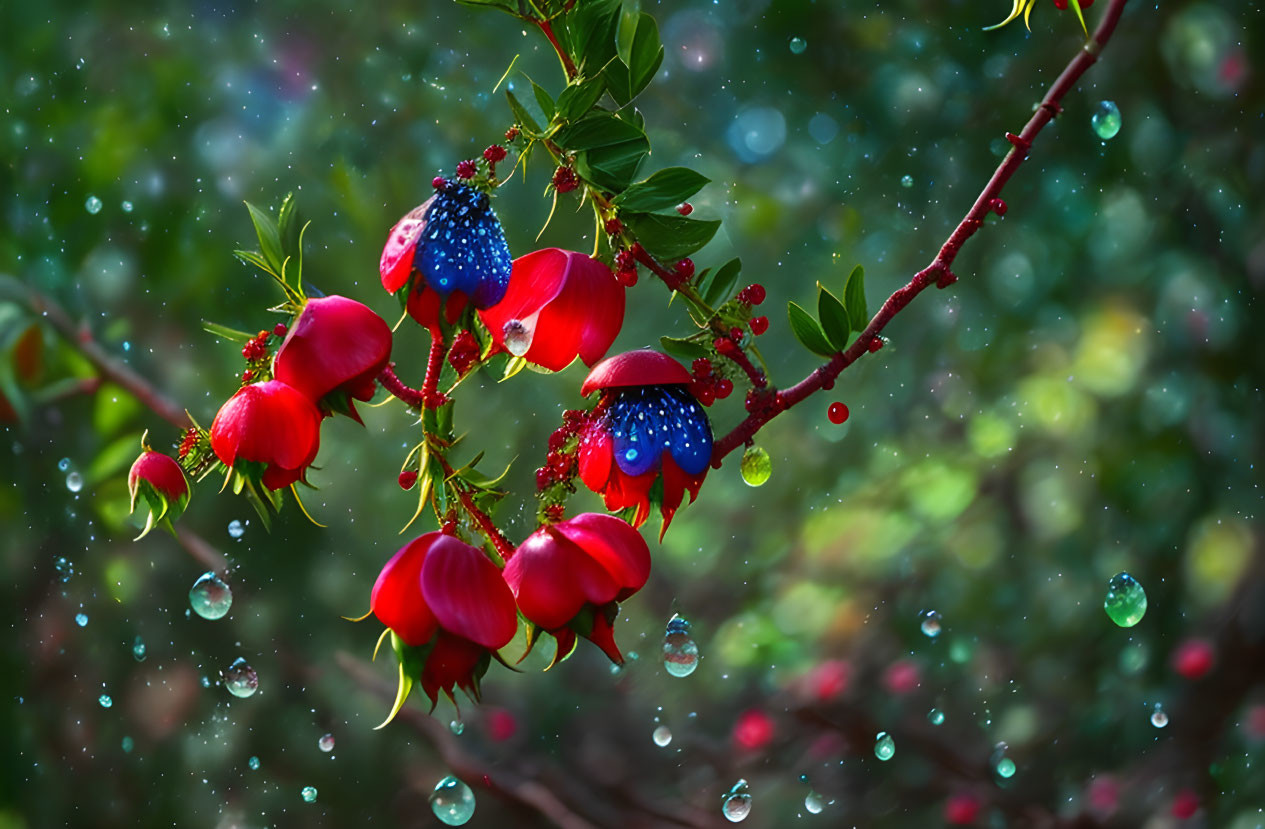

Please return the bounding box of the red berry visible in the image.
[398,470,418,490]
[675,258,695,280]
[604,218,623,235]
[749,316,769,336]
[535,467,552,490]
[441,519,459,535]
[676,202,693,216]
[241,369,253,382]
[616,268,638,287]
[991,197,1008,215]
[432,176,447,190]
[455,159,478,180]
[504,126,520,142]
[729,327,743,342]
[695,385,716,406]
[868,337,884,353]
[552,166,578,193]
[746,283,766,305]
[615,250,635,271]
[715,378,733,399]
[483,144,507,164]
[273,323,287,338]
[547,431,568,452]
[692,358,712,377]
[828,402,849,424]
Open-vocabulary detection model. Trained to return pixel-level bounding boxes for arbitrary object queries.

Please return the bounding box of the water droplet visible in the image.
[663,614,699,678]
[449,719,465,736]
[788,36,807,55]
[189,572,233,620]
[75,612,89,627]
[874,731,896,761]
[224,657,259,698]
[991,743,1016,779]
[721,779,752,823]
[804,790,825,814]
[132,635,147,662]
[1151,704,1169,728]
[900,174,914,188]
[928,708,945,726]
[121,736,134,753]
[652,725,673,747]
[740,446,771,487]
[318,733,335,752]
[98,694,113,708]
[1103,572,1147,627]
[502,319,532,357]
[121,200,134,213]
[301,786,318,803]
[227,519,245,539]
[85,196,103,215]
[430,775,476,826]
[65,471,83,492]
[1091,100,1122,140]
[54,557,74,582]
[248,755,261,770]
[920,610,942,638]
[58,457,71,471]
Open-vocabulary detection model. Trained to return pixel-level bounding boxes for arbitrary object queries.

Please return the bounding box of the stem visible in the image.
[438,455,517,562]
[420,331,448,409]
[536,19,577,81]
[711,0,1130,465]
[719,342,766,388]
[377,364,425,409]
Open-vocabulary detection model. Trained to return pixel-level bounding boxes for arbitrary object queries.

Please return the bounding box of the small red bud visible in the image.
[691,358,713,377]
[675,258,695,280]
[432,176,448,190]
[715,378,733,399]
[604,218,623,235]
[241,369,253,382]
[867,337,884,353]
[694,384,716,406]
[398,470,418,490]
[504,126,520,142]
[729,327,743,342]
[828,402,849,424]
[746,283,766,305]
[441,520,459,535]
[616,268,638,287]
[455,159,478,180]
[483,144,507,164]
[535,467,552,490]
[272,323,287,338]
[749,316,769,336]
[676,202,693,216]
[990,197,1008,215]
[552,166,578,193]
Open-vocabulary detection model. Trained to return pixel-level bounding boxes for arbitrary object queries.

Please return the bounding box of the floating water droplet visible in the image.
[132,635,147,661]
[54,557,75,582]
[75,612,89,627]
[900,174,914,188]
[98,694,113,708]
[449,719,465,736]
[1103,572,1147,627]
[189,572,233,620]
[318,733,335,752]
[66,472,84,492]
[85,196,103,215]
[121,200,134,213]
[430,775,476,826]
[121,736,134,753]
[58,457,71,471]
[874,731,895,761]
[920,610,942,638]
[502,319,531,357]
[663,614,699,678]
[991,743,1016,779]
[721,779,752,823]
[928,708,945,726]
[652,725,673,747]
[227,519,245,539]
[788,36,807,55]
[1091,100,1122,140]
[224,657,259,698]
[804,790,825,814]
[248,755,261,770]
[740,446,771,487]
[1151,703,1169,728]
[300,786,318,803]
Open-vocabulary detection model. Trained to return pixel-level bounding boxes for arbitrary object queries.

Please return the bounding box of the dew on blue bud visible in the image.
[652,725,673,747]
[663,614,699,678]
[1104,572,1146,627]
[920,610,942,638]
[224,657,258,698]
[874,731,895,761]
[189,572,233,620]
[318,733,335,753]
[1092,100,1122,140]
[721,779,752,822]
[300,786,318,803]
[430,775,476,826]
[928,708,945,725]
[132,635,147,661]
[991,743,1016,781]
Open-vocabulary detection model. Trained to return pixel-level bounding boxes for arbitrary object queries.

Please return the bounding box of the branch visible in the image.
[710,0,1130,464]
[377,363,426,409]
[0,275,191,431]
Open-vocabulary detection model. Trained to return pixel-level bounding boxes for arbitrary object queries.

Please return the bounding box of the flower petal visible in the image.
[421,536,518,650]
[274,295,392,403]
[550,513,650,595]
[581,350,692,396]
[503,528,616,630]
[371,534,440,647]
[380,202,430,294]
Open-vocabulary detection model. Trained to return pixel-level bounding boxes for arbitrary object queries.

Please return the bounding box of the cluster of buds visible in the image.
[614,248,638,287]
[744,386,786,417]
[451,143,510,189]
[447,329,480,377]
[176,424,217,480]
[552,164,578,194]
[535,409,587,493]
[689,357,734,407]
[239,325,285,383]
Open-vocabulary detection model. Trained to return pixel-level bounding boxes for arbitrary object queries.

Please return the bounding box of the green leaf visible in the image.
[244,201,284,275]
[817,283,850,351]
[505,88,542,136]
[531,80,555,122]
[554,74,607,122]
[844,264,869,333]
[622,13,663,99]
[232,249,273,275]
[660,335,709,361]
[555,113,649,192]
[700,257,742,308]
[623,212,721,261]
[453,0,522,14]
[787,301,837,357]
[278,193,302,259]
[202,321,255,343]
[565,0,621,75]
[553,111,643,151]
[614,167,709,213]
[88,431,144,485]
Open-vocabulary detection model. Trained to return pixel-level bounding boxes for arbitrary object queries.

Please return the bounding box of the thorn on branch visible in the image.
[1005,131,1031,153]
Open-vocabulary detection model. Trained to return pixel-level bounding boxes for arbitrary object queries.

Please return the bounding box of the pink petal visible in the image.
[550,513,650,594]
[420,536,518,650]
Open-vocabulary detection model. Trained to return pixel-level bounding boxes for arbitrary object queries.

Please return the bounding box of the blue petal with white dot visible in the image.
[416,182,512,309]
[605,386,712,477]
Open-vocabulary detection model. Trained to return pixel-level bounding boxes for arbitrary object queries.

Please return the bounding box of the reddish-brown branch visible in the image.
[377,363,426,409]
[711,0,1129,464]
[437,455,518,561]
[537,18,577,81]
[379,330,448,412]
[718,341,766,388]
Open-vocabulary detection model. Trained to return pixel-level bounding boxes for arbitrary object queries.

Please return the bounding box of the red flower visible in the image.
[477,249,625,372]
[370,532,518,714]
[210,380,321,490]
[127,441,190,540]
[272,295,392,422]
[502,512,650,666]
[576,351,713,537]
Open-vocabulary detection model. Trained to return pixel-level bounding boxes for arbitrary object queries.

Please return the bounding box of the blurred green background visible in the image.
[2,0,1262,826]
